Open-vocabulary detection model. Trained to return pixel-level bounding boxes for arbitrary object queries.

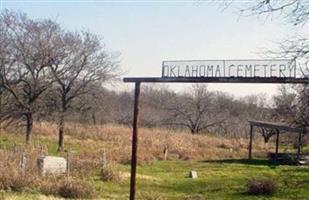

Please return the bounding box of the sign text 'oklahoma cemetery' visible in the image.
[162,60,296,78]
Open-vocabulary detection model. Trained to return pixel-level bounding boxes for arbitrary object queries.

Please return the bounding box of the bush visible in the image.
[0,168,34,192]
[247,178,276,195]
[100,165,122,182]
[57,178,96,199]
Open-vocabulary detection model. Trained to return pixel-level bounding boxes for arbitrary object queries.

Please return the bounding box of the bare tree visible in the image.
[0,10,58,143]
[294,85,309,127]
[235,1,309,127]
[68,83,119,125]
[167,84,226,134]
[228,0,309,64]
[238,0,309,26]
[229,0,309,149]
[48,30,119,151]
[140,85,176,127]
[272,85,297,123]
[0,11,11,126]
[115,91,133,125]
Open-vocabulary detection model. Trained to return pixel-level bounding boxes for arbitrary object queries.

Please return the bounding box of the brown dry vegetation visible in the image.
[0,122,273,176]
[0,149,97,198]
[2,122,272,165]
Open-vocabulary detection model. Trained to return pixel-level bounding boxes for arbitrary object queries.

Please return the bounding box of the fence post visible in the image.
[66,149,71,177]
[163,145,168,161]
[40,145,44,157]
[20,152,26,173]
[12,143,17,154]
[102,149,107,168]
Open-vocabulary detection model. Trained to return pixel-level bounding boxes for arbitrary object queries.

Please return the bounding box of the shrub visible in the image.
[8,175,33,192]
[0,168,34,192]
[37,176,97,199]
[57,178,96,199]
[247,178,276,195]
[100,165,122,182]
[36,176,62,196]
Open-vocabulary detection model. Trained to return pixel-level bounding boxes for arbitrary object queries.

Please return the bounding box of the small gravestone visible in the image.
[37,156,67,176]
[189,171,198,179]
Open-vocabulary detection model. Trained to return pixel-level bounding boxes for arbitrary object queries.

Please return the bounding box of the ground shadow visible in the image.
[201,159,276,166]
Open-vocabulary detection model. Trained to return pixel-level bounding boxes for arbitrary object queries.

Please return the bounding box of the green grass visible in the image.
[6,159,308,199]
[118,160,309,200]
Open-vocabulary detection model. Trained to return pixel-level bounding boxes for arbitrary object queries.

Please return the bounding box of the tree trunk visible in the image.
[190,125,199,134]
[0,91,2,133]
[92,112,96,125]
[25,113,33,144]
[191,128,198,134]
[57,111,65,152]
[57,98,67,152]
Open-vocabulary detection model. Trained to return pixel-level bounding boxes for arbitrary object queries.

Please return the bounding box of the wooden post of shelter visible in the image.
[248,124,253,160]
[275,129,280,164]
[130,82,141,200]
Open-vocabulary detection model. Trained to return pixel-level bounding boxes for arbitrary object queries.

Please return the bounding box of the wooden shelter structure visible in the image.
[248,120,308,163]
[123,76,309,200]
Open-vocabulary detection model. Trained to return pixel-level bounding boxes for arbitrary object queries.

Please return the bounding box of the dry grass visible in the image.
[0,149,96,199]
[0,122,272,165]
[0,122,271,182]
[100,164,123,182]
[53,123,271,163]
[0,149,40,192]
[56,178,96,199]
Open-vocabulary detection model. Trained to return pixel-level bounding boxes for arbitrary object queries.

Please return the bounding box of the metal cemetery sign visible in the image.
[162,60,296,78]
[124,58,309,200]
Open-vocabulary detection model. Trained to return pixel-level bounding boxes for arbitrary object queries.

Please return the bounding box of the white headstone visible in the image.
[189,171,198,179]
[37,156,67,176]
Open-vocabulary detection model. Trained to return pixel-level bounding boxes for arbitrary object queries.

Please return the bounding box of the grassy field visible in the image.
[0,123,308,200]
[3,160,309,200]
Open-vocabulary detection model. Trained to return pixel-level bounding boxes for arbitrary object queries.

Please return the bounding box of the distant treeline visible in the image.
[35,83,299,138]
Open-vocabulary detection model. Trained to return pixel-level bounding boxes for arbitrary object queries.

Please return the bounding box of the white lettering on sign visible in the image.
[162,60,296,78]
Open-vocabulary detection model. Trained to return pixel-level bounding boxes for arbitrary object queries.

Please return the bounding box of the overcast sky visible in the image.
[0,0,303,98]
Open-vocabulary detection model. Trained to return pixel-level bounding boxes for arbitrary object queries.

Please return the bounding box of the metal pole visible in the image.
[130,82,141,200]
[275,129,279,164]
[248,125,253,160]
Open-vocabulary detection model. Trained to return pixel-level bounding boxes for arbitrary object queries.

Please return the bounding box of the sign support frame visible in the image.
[124,76,309,200]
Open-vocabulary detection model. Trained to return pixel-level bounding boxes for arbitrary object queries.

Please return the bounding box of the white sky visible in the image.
[1,0,305,98]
